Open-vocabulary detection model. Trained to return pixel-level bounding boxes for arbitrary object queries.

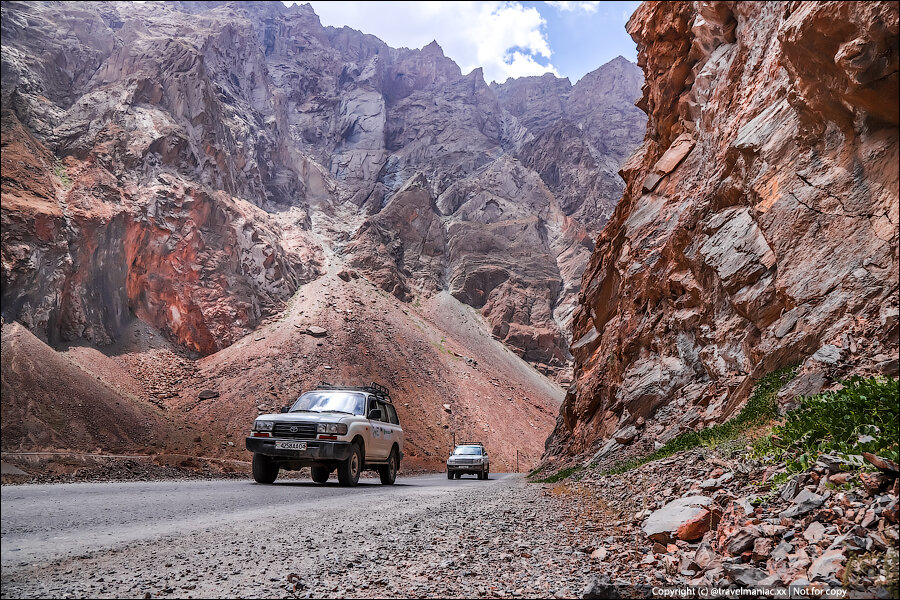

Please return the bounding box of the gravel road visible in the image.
[1,474,596,599]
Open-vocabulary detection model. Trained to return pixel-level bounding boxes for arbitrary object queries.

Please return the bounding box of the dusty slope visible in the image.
[0,322,186,453]
[170,230,563,471]
[1,209,563,472]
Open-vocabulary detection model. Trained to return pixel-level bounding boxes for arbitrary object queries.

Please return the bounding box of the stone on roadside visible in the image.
[306,326,328,337]
[643,496,718,543]
[581,575,620,599]
[803,521,826,543]
[807,548,845,582]
[752,537,773,561]
[198,390,219,400]
[779,489,825,518]
[724,564,768,587]
[693,542,717,569]
[725,527,760,556]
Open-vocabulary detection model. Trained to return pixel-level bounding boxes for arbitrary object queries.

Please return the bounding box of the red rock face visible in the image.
[1,115,316,354]
[548,1,899,457]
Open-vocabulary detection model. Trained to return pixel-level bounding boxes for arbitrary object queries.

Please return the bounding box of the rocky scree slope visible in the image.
[548,1,899,459]
[1,0,644,382]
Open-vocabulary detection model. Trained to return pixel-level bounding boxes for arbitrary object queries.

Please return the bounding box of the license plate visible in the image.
[275,441,307,451]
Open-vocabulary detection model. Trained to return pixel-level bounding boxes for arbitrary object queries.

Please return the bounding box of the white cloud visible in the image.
[545,1,602,13]
[302,1,558,83]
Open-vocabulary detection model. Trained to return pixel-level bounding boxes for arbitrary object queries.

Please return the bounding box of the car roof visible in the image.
[313,382,394,404]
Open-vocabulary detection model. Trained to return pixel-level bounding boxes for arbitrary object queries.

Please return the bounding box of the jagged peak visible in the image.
[421,40,445,56]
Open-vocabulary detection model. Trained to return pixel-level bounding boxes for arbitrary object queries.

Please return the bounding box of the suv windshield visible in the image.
[290,391,366,415]
[453,445,483,455]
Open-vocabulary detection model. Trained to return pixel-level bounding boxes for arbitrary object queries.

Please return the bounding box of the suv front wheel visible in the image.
[337,442,362,486]
[252,453,279,484]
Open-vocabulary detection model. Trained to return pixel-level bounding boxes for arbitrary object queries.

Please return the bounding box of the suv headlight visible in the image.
[317,423,348,435]
[253,420,274,432]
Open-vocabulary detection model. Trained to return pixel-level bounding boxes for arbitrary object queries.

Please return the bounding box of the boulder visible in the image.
[643,496,718,543]
[612,425,639,445]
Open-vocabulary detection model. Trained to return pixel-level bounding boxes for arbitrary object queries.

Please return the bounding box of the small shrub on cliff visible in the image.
[53,159,71,188]
[753,375,899,473]
[605,366,798,475]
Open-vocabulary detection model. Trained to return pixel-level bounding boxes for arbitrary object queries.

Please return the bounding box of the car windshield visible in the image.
[290,391,366,415]
[453,445,482,455]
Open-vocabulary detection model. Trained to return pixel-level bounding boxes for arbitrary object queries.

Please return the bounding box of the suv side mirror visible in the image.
[280,406,290,413]
[367,409,383,420]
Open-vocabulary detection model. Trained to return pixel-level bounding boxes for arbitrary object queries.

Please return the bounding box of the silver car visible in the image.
[446,443,489,479]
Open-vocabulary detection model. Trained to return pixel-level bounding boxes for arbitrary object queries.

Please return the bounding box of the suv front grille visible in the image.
[273,422,317,439]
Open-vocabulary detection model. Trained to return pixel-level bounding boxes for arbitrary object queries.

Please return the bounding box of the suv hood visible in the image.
[255,412,356,424]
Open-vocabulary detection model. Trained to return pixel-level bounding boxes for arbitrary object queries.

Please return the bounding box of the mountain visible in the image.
[0,0,644,467]
[0,0,644,380]
[546,1,899,460]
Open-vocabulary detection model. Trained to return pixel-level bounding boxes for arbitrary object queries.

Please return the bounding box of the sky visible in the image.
[297,1,642,84]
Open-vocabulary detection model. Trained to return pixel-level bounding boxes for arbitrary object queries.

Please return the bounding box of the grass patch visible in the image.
[752,375,898,473]
[527,465,547,478]
[54,159,71,189]
[604,365,798,475]
[534,465,583,483]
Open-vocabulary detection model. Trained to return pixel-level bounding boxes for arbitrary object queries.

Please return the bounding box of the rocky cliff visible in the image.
[1,0,644,379]
[548,1,899,458]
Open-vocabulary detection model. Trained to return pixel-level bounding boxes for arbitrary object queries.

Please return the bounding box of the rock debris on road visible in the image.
[2,474,600,599]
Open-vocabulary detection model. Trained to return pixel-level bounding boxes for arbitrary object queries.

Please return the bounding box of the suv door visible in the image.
[380,403,401,459]
[367,397,390,460]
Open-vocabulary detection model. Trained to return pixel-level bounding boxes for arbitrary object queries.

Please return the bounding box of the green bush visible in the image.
[534,465,582,483]
[604,365,798,475]
[54,159,71,188]
[753,376,899,473]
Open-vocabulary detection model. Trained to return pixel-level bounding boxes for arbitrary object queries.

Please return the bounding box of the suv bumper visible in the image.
[246,437,353,462]
[447,464,486,474]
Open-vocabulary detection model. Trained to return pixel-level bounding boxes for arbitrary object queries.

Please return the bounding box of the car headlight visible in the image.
[253,420,274,432]
[317,423,348,435]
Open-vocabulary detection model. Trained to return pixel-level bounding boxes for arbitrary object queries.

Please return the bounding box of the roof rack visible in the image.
[316,381,392,401]
[458,441,485,446]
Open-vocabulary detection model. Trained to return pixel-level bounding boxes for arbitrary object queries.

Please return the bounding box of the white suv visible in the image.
[447,442,489,479]
[246,383,403,486]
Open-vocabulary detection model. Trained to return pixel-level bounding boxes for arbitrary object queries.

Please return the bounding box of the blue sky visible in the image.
[524,2,641,82]
[298,1,641,84]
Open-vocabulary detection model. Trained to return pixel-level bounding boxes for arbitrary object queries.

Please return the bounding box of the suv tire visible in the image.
[447,470,453,480]
[337,442,362,486]
[379,448,398,485]
[252,452,278,484]
[311,466,330,484]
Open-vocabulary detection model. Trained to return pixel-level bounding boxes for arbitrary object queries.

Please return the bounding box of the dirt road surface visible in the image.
[1,474,596,599]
